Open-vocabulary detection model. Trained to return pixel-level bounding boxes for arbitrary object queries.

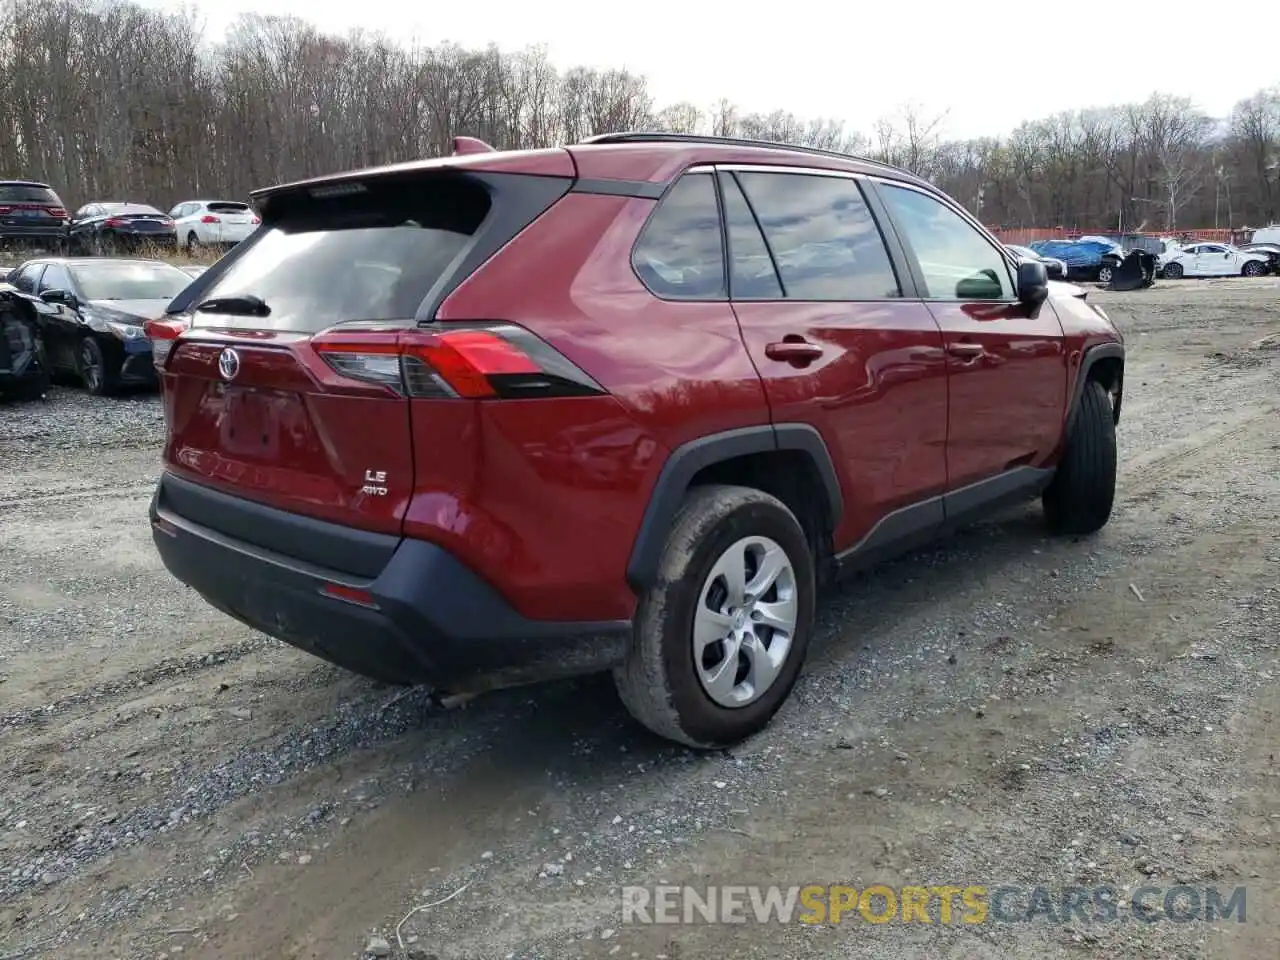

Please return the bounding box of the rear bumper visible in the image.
[0,225,66,241]
[149,472,630,688]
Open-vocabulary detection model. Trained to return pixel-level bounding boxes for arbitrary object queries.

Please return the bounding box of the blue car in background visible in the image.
[1029,238,1126,283]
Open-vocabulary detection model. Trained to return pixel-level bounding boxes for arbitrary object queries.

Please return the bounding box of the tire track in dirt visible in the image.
[0,481,155,511]
[1119,406,1278,488]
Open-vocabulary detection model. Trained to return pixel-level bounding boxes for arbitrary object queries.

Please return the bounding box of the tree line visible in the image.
[1,0,1277,232]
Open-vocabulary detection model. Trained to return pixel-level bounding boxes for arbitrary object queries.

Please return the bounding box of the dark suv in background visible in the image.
[147,133,1125,748]
[0,180,69,252]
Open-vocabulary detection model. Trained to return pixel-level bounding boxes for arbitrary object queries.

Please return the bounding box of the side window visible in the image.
[879,183,1014,300]
[632,173,725,300]
[718,173,782,299]
[169,204,186,218]
[735,172,900,300]
[11,263,43,293]
[37,263,72,293]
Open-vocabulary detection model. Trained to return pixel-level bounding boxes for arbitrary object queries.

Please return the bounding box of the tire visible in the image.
[186,232,199,253]
[1163,261,1184,280]
[613,484,816,748]
[1242,260,1264,278]
[1043,380,1116,536]
[78,336,118,396]
[1097,265,1114,284]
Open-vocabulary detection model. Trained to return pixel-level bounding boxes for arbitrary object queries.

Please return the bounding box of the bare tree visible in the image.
[0,0,1276,232]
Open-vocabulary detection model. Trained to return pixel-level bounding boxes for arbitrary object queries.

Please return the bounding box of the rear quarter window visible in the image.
[631,173,726,300]
[192,174,492,332]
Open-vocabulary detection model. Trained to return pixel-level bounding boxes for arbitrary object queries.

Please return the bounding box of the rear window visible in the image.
[206,202,251,214]
[0,184,59,204]
[191,175,492,332]
[106,204,163,216]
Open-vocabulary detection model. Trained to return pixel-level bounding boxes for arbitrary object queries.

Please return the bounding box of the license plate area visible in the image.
[221,386,280,457]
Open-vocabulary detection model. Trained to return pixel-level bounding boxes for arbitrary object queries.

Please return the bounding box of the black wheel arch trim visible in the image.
[1067,341,1124,432]
[625,423,844,592]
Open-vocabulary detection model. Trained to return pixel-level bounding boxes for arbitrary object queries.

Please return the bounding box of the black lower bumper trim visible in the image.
[150,481,631,687]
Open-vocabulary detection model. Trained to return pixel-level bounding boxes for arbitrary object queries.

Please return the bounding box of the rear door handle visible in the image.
[946,342,985,358]
[765,340,824,364]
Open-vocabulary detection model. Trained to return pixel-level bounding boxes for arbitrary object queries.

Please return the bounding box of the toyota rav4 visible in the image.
[147,133,1124,748]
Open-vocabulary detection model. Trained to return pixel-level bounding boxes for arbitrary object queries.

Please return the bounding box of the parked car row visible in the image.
[0,256,196,396]
[1018,234,1277,282]
[0,179,259,256]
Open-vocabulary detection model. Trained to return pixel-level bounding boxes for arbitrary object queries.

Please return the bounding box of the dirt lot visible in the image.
[2,278,1278,960]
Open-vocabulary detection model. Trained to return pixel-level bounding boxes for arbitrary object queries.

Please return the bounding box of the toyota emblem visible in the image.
[218,347,240,381]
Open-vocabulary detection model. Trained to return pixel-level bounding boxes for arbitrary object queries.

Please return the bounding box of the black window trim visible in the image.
[628,166,730,304]
[713,163,917,303]
[863,175,1019,305]
[715,170,786,300]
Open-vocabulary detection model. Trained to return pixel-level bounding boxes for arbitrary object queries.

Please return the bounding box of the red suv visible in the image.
[148,133,1124,748]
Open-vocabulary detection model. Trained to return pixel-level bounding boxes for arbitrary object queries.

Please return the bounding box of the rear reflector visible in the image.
[320,583,380,609]
[312,323,605,401]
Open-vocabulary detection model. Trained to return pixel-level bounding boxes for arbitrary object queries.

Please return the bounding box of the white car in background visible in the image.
[167,200,260,251]
[1158,242,1270,279]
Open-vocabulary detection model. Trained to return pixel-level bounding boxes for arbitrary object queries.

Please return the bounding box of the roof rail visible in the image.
[577,131,904,174]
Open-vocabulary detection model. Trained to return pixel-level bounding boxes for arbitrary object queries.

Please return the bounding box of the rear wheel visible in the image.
[1043,380,1116,536]
[78,336,118,396]
[1242,260,1264,277]
[613,484,816,748]
[1163,261,1184,280]
[186,231,200,253]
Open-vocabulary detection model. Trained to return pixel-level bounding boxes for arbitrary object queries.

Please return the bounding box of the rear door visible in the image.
[872,179,1067,490]
[724,167,949,552]
[160,171,520,535]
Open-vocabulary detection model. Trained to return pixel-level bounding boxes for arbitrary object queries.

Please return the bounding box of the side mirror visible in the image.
[1016,260,1048,304]
[1044,260,1066,280]
[41,288,77,308]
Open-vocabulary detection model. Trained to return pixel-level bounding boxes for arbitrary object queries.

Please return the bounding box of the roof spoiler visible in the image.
[452,136,495,156]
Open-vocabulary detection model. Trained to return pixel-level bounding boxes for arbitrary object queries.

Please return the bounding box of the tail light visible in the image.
[250,215,261,225]
[143,317,189,368]
[311,323,605,400]
[104,217,124,227]
[0,205,10,215]
[200,214,220,224]
[47,206,67,218]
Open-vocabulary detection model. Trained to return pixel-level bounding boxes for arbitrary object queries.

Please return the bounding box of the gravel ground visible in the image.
[1,277,1278,960]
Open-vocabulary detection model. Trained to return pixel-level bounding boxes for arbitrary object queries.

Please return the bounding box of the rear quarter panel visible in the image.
[432,192,770,621]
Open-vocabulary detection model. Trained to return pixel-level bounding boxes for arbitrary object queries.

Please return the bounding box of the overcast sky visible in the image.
[146,0,1275,141]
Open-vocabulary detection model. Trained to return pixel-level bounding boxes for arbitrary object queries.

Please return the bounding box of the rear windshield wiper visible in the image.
[194,294,271,317]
